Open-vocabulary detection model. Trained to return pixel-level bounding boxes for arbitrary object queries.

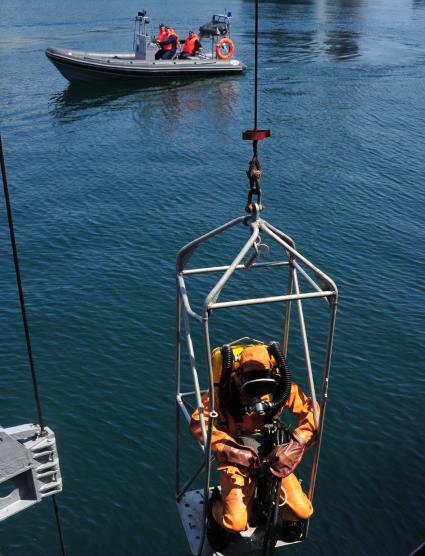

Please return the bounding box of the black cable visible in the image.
[254,0,259,130]
[0,134,67,556]
[0,134,45,431]
[52,495,68,556]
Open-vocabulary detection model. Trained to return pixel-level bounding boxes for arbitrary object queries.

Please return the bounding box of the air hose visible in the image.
[267,341,292,416]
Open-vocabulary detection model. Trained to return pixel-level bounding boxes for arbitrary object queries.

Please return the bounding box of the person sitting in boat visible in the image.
[156,26,180,60]
[189,343,317,550]
[154,23,169,60]
[178,30,201,59]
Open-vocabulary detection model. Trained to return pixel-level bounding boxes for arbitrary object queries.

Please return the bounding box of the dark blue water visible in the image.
[1,0,425,554]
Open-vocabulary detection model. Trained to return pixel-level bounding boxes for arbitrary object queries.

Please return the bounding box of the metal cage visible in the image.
[175,211,338,555]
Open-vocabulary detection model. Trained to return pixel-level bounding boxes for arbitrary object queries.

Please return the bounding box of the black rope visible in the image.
[0,134,45,431]
[0,134,67,556]
[52,495,68,556]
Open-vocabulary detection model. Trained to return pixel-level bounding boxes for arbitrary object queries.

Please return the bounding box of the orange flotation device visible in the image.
[216,37,235,60]
[163,28,180,51]
[183,34,199,56]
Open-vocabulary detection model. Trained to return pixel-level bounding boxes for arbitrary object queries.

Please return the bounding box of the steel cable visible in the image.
[244,0,267,212]
[254,0,259,131]
[0,134,67,556]
[0,134,45,431]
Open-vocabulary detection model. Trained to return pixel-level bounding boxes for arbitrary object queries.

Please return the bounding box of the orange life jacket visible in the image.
[183,33,199,55]
[163,28,180,51]
[158,30,168,42]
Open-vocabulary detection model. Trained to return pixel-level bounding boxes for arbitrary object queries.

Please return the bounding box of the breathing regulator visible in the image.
[220,341,292,418]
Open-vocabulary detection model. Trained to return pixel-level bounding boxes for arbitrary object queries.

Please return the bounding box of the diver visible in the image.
[178,31,201,59]
[154,23,169,60]
[190,343,317,550]
[156,26,180,60]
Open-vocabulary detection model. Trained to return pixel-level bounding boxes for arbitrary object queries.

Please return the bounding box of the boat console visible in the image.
[133,11,157,61]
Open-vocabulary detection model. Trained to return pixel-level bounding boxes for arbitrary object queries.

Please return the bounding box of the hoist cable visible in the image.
[0,134,68,556]
[254,0,259,132]
[244,0,269,212]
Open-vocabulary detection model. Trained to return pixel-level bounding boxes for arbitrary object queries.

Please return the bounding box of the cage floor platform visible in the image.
[177,488,295,555]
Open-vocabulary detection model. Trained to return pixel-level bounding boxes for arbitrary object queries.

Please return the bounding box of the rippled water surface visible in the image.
[1,1,425,555]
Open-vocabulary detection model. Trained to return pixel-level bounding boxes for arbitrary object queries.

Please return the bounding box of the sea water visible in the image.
[1,1,424,554]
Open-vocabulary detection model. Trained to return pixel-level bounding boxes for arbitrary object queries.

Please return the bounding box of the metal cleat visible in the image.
[0,424,62,521]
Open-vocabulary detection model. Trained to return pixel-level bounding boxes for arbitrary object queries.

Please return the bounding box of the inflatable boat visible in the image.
[46,12,246,83]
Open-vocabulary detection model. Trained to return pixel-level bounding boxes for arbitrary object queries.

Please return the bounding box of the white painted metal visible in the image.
[0,424,62,522]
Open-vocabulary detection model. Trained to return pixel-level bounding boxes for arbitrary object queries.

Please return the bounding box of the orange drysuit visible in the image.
[190,353,317,532]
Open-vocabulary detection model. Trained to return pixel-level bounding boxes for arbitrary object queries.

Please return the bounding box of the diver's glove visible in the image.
[216,439,260,469]
[267,433,305,478]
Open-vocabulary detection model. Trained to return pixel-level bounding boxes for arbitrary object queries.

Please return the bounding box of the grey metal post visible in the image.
[204,221,260,308]
[182,307,207,445]
[282,259,294,357]
[175,289,182,495]
[197,316,216,556]
[308,298,338,501]
[177,460,208,502]
[261,222,337,293]
[292,268,320,429]
[177,215,247,272]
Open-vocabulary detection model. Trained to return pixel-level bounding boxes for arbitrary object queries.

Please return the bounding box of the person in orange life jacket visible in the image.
[189,343,317,550]
[178,31,201,59]
[156,27,180,60]
[154,23,169,60]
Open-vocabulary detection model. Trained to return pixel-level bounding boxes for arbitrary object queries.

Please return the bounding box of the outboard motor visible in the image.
[133,10,157,61]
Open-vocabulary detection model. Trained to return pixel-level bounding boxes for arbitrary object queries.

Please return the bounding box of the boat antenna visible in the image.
[0,134,68,556]
[243,0,270,214]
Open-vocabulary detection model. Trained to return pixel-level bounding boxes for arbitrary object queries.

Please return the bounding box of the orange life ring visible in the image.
[216,37,235,60]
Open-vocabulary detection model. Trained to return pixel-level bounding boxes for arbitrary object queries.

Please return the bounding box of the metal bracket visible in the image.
[0,423,62,522]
